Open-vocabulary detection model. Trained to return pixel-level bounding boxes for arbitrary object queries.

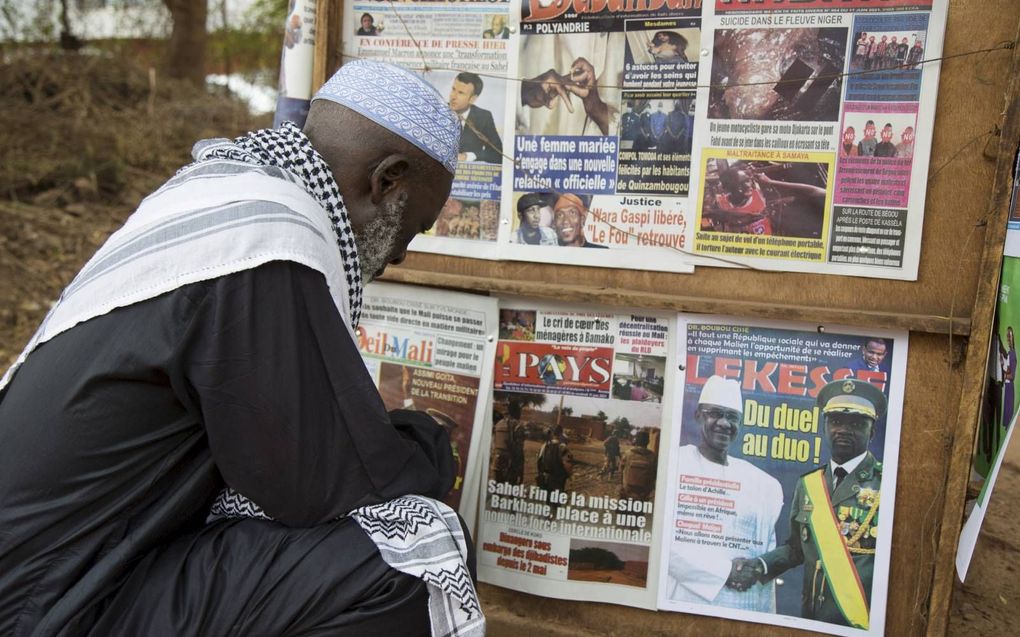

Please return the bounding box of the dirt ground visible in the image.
[0,56,1016,635]
[947,438,1020,635]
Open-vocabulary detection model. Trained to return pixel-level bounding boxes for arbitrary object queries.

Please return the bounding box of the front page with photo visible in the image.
[658,317,907,636]
[356,282,499,525]
[342,0,513,260]
[689,0,947,279]
[476,300,678,608]
[499,0,701,272]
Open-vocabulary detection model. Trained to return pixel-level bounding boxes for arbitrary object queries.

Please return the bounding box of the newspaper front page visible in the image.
[689,0,947,279]
[498,0,701,272]
[356,282,499,524]
[343,0,513,260]
[658,317,907,636]
[477,300,677,607]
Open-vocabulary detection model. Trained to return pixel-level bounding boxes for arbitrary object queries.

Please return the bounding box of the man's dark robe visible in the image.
[0,261,455,635]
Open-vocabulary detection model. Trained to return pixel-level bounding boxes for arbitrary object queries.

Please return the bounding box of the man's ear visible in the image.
[369,155,411,204]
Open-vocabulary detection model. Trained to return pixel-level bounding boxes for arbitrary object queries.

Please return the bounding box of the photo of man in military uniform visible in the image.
[728,378,887,630]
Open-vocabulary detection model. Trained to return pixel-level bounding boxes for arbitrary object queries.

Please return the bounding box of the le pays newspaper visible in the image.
[339,0,948,279]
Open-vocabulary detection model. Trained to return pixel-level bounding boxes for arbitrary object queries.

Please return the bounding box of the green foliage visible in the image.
[242,0,288,35]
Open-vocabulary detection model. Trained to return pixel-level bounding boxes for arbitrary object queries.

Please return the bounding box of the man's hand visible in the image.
[725,558,764,591]
[566,58,597,98]
[521,70,573,113]
[568,57,610,135]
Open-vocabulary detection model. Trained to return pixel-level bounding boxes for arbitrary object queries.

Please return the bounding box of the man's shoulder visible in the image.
[469,105,495,121]
[730,455,782,486]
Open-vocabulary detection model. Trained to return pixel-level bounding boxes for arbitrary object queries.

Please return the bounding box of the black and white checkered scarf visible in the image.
[195,121,363,327]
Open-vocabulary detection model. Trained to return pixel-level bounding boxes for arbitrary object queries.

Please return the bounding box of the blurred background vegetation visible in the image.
[0,0,287,366]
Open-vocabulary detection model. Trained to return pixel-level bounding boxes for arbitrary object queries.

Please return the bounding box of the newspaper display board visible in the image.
[658,317,907,636]
[342,0,514,260]
[356,282,499,525]
[688,0,947,279]
[477,300,677,608]
[496,0,700,273]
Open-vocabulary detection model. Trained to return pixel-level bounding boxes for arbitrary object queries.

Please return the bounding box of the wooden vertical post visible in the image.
[925,23,1020,637]
[312,0,343,93]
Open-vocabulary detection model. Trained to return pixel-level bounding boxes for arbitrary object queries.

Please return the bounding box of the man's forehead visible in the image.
[699,403,740,414]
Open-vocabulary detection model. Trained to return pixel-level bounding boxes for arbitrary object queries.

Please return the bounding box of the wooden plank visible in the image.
[925,20,1020,637]
[312,0,331,92]
[381,267,972,335]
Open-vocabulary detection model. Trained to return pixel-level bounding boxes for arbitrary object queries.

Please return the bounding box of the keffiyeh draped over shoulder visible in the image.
[189,121,365,327]
[202,124,484,637]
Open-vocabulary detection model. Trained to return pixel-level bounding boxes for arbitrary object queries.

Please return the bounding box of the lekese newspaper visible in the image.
[658,316,907,637]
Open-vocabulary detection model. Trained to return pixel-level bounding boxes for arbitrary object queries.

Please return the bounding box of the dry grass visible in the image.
[0,51,269,366]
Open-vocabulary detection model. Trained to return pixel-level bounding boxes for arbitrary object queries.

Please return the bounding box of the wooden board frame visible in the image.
[314,2,1020,635]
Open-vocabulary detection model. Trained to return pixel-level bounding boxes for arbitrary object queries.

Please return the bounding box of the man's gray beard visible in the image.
[353,193,407,284]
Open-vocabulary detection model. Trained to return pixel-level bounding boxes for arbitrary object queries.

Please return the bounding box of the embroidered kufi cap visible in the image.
[698,375,743,412]
[312,60,460,174]
[816,378,887,420]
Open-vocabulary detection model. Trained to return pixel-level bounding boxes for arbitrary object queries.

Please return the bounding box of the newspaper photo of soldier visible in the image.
[699,157,829,240]
[377,363,479,511]
[618,94,695,196]
[709,28,848,122]
[620,96,695,153]
[568,539,651,588]
[480,304,675,607]
[489,390,662,529]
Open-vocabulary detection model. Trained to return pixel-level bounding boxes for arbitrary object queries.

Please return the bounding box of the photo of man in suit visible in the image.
[448,72,503,164]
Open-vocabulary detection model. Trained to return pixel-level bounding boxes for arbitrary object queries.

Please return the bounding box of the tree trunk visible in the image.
[163,0,208,88]
[58,0,82,51]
